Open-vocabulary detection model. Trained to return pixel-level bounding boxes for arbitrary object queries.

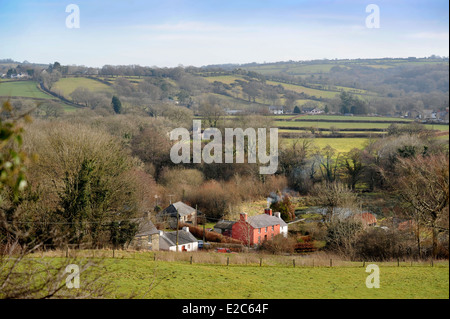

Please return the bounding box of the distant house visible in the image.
[214,220,236,237]
[157,201,198,229]
[130,215,160,251]
[159,227,199,252]
[357,212,377,227]
[421,110,437,120]
[231,208,288,246]
[269,106,284,115]
[225,109,243,115]
[303,107,323,115]
[437,109,449,123]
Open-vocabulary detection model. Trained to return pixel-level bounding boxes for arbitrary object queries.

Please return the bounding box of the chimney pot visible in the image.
[240,213,248,221]
[264,208,273,216]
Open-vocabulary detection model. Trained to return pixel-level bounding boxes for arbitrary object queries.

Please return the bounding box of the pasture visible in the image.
[281,137,370,153]
[266,81,339,99]
[0,81,52,99]
[52,77,112,97]
[24,252,449,299]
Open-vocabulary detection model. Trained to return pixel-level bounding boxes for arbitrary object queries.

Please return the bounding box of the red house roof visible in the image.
[359,212,377,226]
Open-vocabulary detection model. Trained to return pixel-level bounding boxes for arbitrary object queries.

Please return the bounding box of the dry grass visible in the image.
[28,249,449,268]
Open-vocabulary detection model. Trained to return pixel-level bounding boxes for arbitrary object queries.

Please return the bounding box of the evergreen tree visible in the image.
[111,96,122,114]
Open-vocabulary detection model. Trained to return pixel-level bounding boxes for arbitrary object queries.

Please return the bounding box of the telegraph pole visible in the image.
[201,206,206,243]
[176,209,179,252]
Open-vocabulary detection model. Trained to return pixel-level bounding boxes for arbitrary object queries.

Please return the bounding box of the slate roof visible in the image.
[132,218,159,237]
[214,220,236,230]
[158,201,197,218]
[247,214,288,228]
[161,230,198,247]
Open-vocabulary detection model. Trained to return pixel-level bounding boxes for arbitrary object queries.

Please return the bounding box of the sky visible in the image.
[0,0,448,67]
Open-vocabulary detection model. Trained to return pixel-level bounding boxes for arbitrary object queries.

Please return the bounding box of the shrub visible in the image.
[259,234,296,254]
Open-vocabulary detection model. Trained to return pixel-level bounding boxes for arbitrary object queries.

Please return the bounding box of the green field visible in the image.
[41,254,449,299]
[278,115,412,122]
[266,81,339,99]
[52,77,112,97]
[0,81,52,99]
[281,137,370,153]
[203,75,246,84]
[276,120,394,130]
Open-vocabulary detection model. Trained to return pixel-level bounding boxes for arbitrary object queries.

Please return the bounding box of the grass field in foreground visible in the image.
[0,81,52,99]
[73,257,449,299]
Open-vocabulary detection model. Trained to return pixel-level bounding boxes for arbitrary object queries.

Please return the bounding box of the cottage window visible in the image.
[272,226,274,231]
[258,228,261,234]
[265,227,268,232]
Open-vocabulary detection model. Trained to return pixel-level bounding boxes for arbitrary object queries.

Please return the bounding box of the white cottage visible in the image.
[159,227,199,252]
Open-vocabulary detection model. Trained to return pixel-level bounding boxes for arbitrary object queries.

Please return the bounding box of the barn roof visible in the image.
[214,220,236,230]
[359,212,377,225]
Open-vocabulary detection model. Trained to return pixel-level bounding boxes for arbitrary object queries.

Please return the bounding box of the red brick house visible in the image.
[232,209,288,246]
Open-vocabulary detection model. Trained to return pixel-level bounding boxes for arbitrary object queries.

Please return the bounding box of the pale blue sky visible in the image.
[0,0,448,67]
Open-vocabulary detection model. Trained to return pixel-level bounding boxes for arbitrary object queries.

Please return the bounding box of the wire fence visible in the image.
[22,248,449,269]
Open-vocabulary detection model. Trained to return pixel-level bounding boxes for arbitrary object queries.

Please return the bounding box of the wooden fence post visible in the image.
[227,257,229,267]
[330,259,332,267]
[293,259,295,268]
[260,258,262,267]
[190,256,193,264]
[397,258,400,267]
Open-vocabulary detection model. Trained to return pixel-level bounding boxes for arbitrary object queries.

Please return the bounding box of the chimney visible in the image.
[264,208,273,216]
[240,213,248,222]
[182,226,190,233]
[275,212,281,219]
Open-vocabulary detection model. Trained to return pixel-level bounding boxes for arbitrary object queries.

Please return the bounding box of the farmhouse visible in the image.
[157,201,198,228]
[303,107,324,115]
[269,105,284,114]
[129,215,160,251]
[232,208,288,246]
[159,227,199,252]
